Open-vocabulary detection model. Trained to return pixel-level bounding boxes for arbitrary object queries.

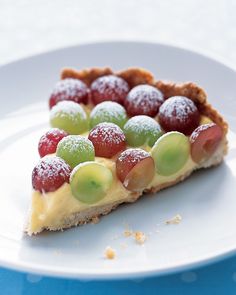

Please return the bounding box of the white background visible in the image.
[0,0,235,66]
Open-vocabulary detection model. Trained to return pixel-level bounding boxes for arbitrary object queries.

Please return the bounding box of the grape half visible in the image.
[32,156,71,193]
[91,75,129,105]
[90,101,127,129]
[124,115,162,147]
[56,135,95,168]
[50,101,89,134]
[116,148,155,191]
[70,161,113,204]
[151,132,190,176]
[190,123,223,163]
[38,128,68,157]
[124,84,164,117]
[158,96,200,135]
[88,122,126,158]
[49,78,90,109]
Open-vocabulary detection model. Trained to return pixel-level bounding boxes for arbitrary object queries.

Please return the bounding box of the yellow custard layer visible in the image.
[28,115,211,234]
[28,156,196,234]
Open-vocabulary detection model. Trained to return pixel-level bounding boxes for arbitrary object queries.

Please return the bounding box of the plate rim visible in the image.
[0,242,236,280]
[0,39,235,74]
[0,40,235,279]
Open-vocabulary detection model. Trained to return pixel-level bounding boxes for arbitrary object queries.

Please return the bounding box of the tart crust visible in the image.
[26,67,228,234]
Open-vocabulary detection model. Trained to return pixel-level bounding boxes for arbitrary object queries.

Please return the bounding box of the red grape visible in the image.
[38,128,68,157]
[91,75,130,105]
[88,123,126,158]
[32,156,71,193]
[190,123,223,163]
[158,96,200,135]
[49,78,90,109]
[116,148,155,191]
[124,85,164,117]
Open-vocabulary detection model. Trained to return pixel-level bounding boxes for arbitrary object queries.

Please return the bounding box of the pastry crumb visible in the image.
[91,216,100,224]
[165,214,182,225]
[122,221,146,244]
[124,230,133,237]
[123,221,133,237]
[104,246,116,260]
[134,231,146,244]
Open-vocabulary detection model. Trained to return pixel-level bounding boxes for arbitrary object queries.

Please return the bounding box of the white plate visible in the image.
[0,41,236,280]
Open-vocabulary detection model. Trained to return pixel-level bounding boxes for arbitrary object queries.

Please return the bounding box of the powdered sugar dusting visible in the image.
[58,135,94,155]
[34,157,70,179]
[90,122,125,144]
[159,96,197,120]
[91,75,129,104]
[90,101,127,127]
[32,156,71,193]
[50,101,87,121]
[125,84,164,116]
[124,115,162,147]
[158,96,200,135]
[49,78,89,107]
[124,115,160,134]
[190,123,216,142]
[42,128,67,140]
[88,122,126,158]
[38,128,68,157]
[118,148,150,164]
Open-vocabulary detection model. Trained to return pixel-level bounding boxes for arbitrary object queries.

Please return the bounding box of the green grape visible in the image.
[124,115,163,147]
[50,101,89,134]
[70,161,113,204]
[90,101,127,129]
[151,131,190,176]
[56,135,95,168]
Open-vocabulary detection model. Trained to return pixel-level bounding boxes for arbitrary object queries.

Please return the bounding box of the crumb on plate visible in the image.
[134,231,146,244]
[104,246,116,260]
[165,214,182,225]
[92,216,100,224]
[124,230,133,237]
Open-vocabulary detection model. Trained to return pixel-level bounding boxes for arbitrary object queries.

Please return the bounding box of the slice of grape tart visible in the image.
[26,67,228,235]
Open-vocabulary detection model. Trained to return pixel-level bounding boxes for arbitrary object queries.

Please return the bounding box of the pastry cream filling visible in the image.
[28,156,196,234]
[28,115,212,234]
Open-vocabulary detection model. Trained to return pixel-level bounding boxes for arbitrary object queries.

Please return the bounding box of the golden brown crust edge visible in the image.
[61,67,155,88]
[61,67,228,136]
